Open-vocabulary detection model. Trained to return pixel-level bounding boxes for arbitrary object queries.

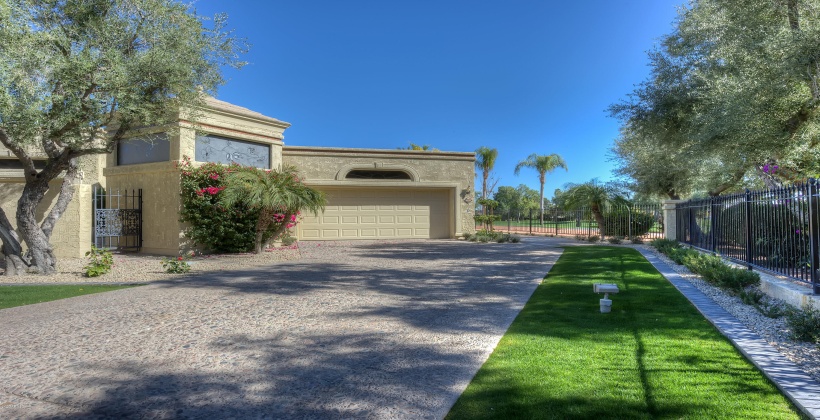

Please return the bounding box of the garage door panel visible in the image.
[299,188,450,240]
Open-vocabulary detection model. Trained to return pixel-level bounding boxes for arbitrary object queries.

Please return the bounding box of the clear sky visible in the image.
[194,0,682,199]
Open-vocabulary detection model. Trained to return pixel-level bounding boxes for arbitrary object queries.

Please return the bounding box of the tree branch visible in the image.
[0,129,37,177]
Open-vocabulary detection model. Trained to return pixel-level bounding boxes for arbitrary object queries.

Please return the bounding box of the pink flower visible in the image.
[210,174,219,180]
[177,256,183,261]
[290,215,297,222]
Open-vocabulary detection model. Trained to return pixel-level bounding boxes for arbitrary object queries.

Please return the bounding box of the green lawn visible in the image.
[447,246,803,419]
[0,284,138,309]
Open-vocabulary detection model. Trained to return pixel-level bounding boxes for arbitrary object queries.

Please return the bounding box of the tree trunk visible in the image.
[11,157,81,275]
[0,210,28,275]
[16,179,58,274]
[539,173,545,225]
[592,204,606,238]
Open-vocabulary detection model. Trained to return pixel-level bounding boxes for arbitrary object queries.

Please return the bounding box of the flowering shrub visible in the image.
[161,255,192,274]
[178,157,299,253]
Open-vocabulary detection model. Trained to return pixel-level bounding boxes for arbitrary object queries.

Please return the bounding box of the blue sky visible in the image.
[194,1,682,199]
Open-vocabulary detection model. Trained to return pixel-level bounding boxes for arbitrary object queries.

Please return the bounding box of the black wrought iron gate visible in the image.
[93,186,142,251]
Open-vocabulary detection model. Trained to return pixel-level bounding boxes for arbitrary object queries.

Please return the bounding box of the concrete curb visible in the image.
[638,248,820,419]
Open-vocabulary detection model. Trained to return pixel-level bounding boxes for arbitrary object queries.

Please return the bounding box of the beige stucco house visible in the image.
[0,98,476,257]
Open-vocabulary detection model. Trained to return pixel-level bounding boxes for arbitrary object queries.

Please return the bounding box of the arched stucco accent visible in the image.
[335,162,420,182]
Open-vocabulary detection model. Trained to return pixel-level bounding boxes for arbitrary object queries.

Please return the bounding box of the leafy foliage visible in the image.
[785,303,820,344]
[653,241,760,293]
[179,158,259,252]
[611,0,820,197]
[83,246,114,277]
[219,164,325,253]
[513,153,567,217]
[161,256,191,274]
[178,157,314,253]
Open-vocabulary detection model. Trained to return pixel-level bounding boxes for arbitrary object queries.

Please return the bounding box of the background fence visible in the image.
[675,179,820,294]
[479,204,665,240]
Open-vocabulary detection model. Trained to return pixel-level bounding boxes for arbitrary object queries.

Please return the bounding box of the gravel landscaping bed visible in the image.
[640,244,820,384]
[0,245,303,284]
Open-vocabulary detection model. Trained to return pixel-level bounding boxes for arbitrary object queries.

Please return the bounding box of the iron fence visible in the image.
[479,204,665,240]
[675,179,820,294]
[93,186,142,251]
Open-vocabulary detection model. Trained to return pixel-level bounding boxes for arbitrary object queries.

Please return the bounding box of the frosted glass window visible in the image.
[195,134,270,169]
[118,133,170,165]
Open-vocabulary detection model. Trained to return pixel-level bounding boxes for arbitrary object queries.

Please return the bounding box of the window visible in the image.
[195,134,270,169]
[345,170,412,180]
[117,133,170,165]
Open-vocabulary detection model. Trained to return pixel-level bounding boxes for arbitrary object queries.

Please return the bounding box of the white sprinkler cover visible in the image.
[593,283,620,294]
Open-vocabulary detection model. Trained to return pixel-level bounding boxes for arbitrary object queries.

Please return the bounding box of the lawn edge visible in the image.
[438,246,564,419]
[637,248,820,420]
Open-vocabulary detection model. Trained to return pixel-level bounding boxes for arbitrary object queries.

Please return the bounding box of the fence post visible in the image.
[744,189,753,270]
[661,200,682,241]
[554,209,558,236]
[808,179,820,295]
[709,197,717,253]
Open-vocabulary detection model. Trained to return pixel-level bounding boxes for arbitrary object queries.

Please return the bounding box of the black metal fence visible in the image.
[479,204,665,240]
[675,179,820,294]
[93,186,142,251]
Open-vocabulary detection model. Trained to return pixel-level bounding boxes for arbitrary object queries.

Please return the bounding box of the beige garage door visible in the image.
[299,188,451,240]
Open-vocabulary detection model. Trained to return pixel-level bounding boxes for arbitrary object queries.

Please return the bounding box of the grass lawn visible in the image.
[0,284,138,310]
[447,246,803,419]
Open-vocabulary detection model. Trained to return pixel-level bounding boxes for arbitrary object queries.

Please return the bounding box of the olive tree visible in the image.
[611,0,820,197]
[0,0,246,275]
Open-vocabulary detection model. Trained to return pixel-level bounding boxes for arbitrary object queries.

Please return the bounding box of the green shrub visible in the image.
[682,252,759,292]
[667,247,696,265]
[161,256,192,274]
[509,234,521,243]
[630,236,644,244]
[587,235,600,243]
[600,210,656,237]
[651,238,681,255]
[785,303,820,344]
[574,234,585,241]
[607,236,624,244]
[83,246,113,277]
[740,288,764,306]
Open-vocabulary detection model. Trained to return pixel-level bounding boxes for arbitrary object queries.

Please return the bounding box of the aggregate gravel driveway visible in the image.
[0,238,562,419]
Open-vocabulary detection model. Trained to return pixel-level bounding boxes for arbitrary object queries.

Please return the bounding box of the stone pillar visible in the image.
[662,200,683,241]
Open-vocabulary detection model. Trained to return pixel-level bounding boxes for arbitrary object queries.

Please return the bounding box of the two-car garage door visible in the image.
[298,188,451,240]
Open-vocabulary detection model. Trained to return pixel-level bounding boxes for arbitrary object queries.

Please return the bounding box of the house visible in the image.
[0,98,476,257]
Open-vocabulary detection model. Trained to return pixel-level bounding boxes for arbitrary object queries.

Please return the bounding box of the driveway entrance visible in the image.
[0,239,561,418]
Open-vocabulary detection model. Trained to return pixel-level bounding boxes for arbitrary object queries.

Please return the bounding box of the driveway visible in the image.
[0,238,561,419]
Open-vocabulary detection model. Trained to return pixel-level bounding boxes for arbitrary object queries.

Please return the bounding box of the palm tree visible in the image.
[561,179,625,237]
[475,146,499,213]
[514,153,567,223]
[220,166,326,253]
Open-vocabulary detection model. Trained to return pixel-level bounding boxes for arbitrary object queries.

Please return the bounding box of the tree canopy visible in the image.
[611,0,820,198]
[0,0,246,274]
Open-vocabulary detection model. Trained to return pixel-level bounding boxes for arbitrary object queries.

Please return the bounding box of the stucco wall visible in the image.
[282,146,476,236]
[0,152,100,259]
[104,162,181,255]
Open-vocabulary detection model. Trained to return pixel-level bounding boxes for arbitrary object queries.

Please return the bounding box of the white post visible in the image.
[662,200,683,241]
